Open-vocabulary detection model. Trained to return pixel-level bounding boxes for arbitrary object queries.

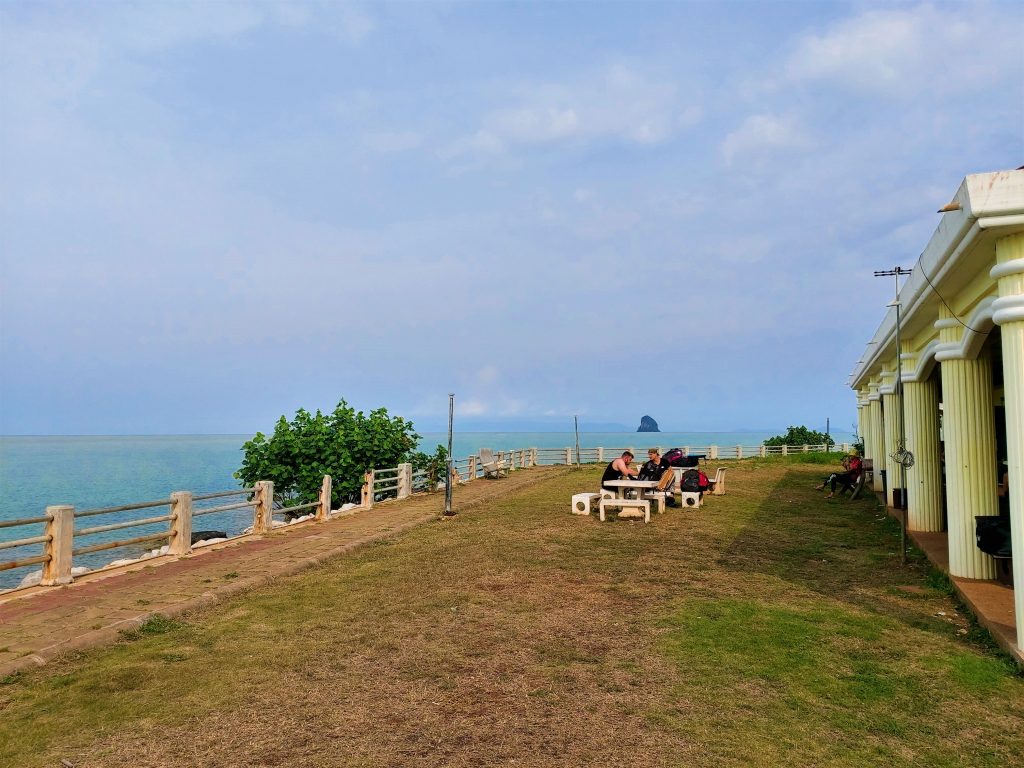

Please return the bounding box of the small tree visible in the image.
[763,425,834,449]
[410,445,449,491]
[236,400,423,516]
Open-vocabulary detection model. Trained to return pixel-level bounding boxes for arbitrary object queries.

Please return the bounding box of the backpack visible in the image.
[663,448,685,467]
[681,469,710,493]
[681,469,701,492]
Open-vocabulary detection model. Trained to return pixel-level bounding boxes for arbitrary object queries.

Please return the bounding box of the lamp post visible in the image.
[874,267,912,564]
[444,393,455,517]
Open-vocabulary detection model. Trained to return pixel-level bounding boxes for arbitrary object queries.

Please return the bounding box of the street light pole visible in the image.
[444,393,455,517]
[874,267,912,564]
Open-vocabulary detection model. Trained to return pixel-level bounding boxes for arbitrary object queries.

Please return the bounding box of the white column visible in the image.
[991,231,1024,648]
[868,380,885,492]
[881,367,900,506]
[903,375,943,532]
[937,309,998,580]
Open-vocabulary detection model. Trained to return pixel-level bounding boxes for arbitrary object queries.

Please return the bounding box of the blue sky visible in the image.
[1,1,1021,435]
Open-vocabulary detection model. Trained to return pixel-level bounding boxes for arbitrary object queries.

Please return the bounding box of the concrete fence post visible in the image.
[736,445,743,459]
[253,481,274,534]
[596,447,603,464]
[710,445,719,460]
[782,445,789,456]
[759,445,767,458]
[803,444,809,453]
[509,451,516,472]
[168,491,193,556]
[468,455,477,480]
[317,475,333,520]
[564,447,571,465]
[42,505,74,586]
[683,446,690,456]
[397,464,412,500]
[361,470,374,509]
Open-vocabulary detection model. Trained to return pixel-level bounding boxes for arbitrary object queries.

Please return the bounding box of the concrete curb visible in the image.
[0,466,570,678]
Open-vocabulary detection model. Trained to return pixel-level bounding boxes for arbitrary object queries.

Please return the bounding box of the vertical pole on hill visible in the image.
[875,266,912,566]
[444,393,455,517]
[574,416,581,469]
[826,418,830,453]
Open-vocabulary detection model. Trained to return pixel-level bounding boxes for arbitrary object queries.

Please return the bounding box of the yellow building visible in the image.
[850,168,1024,653]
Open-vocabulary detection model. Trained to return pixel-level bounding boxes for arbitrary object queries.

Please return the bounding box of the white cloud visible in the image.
[457,399,487,417]
[446,64,700,159]
[476,365,500,385]
[721,113,811,165]
[784,4,1020,94]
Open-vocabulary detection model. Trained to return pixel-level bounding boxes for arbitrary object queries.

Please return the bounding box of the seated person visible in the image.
[601,450,638,491]
[816,452,863,498]
[638,448,678,504]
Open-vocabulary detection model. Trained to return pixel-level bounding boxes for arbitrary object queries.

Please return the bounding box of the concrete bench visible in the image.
[677,491,703,508]
[641,491,667,515]
[571,492,600,515]
[599,497,650,523]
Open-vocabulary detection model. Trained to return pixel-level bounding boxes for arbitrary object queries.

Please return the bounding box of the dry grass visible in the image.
[1,460,1022,767]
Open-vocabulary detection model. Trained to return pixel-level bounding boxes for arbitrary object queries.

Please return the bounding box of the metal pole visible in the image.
[574,416,581,469]
[444,393,455,516]
[894,279,908,565]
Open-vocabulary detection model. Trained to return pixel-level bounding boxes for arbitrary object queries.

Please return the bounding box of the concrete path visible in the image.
[0,466,568,677]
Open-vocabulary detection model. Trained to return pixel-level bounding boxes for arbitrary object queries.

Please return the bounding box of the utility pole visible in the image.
[444,393,455,517]
[874,266,912,564]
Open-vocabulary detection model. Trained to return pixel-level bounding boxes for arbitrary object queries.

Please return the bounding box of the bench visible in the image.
[677,491,703,508]
[599,497,650,523]
[571,492,600,515]
[641,491,667,515]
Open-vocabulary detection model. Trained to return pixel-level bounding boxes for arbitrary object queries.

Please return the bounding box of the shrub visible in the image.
[236,400,429,512]
[764,425,835,449]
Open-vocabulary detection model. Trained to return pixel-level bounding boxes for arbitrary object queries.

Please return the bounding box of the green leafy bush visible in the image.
[764,425,835,449]
[236,400,424,512]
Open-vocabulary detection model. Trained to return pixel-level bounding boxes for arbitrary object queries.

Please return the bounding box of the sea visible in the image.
[0,431,853,588]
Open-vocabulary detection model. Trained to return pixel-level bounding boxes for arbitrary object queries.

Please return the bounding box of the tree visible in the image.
[763,425,834,449]
[236,400,426,515]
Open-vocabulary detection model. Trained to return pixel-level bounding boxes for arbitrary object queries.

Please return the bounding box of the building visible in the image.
[849,168,1023,655]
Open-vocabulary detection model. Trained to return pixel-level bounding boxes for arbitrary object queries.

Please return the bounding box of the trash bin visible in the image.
[975,516,1011,558]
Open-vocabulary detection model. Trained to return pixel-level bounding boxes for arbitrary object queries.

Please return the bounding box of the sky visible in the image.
[1,1,1022,435]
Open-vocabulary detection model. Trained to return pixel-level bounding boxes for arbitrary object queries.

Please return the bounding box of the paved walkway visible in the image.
[0,466,568,676]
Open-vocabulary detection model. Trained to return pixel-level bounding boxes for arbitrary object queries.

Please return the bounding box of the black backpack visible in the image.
[681,469,701,492]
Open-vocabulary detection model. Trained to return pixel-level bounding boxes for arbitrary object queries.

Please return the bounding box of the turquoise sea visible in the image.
[0,431,852,587]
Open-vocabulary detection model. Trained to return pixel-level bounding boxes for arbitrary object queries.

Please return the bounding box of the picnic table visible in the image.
[602,479,660,498]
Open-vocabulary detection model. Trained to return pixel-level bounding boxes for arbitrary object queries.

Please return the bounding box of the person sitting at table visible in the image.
[638,448,678,505]
[602,450,638,491]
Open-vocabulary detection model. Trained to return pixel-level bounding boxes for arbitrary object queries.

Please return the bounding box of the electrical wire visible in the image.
[918,259,990,336]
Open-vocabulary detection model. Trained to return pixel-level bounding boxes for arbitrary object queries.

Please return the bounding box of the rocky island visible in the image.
[637,415,660,432]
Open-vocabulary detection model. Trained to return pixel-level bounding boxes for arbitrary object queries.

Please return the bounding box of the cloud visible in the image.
[784,3,1020,95]
[721,113,811,164]
[362,131,422,154]
[446,64,700,159]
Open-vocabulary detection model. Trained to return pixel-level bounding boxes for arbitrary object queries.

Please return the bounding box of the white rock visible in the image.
[193,537,228,548]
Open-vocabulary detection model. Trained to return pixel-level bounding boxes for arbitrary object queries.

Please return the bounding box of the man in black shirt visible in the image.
[601,450,638,490]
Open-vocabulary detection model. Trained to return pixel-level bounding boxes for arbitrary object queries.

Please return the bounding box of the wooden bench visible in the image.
[599,497,650,523]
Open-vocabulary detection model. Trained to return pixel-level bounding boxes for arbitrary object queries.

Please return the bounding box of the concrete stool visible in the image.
[571,492,599,515]
[678,491,703,508]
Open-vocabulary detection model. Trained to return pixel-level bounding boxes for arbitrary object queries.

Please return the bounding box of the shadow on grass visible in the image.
[715,466,1008,655]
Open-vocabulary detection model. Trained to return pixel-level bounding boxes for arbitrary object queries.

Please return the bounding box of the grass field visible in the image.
[1,459,1021,767]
